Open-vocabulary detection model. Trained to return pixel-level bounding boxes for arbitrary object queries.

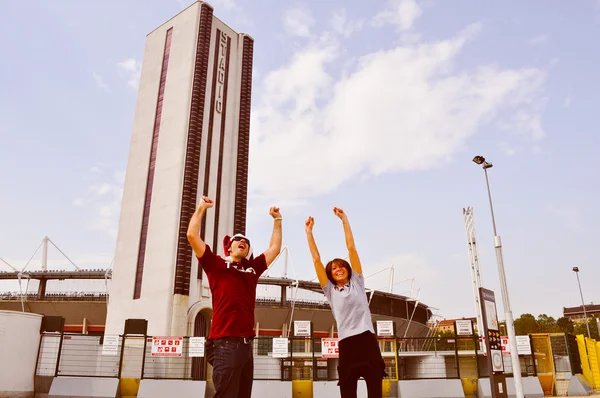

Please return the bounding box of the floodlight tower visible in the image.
[463,207,485,338]
[472,155,523,398]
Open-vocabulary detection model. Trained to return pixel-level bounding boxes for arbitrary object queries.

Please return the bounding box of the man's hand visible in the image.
[269,206,282,219]
[198,196,214,210]
[188,196,213,259]
[333,207,348,222]
[305,216,314,233]
[264,206,283,267]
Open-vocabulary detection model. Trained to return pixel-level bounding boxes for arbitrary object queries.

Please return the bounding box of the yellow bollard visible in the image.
[292,379,313,398]
[118,378,140,398]
[381,379,398,397]
[461,377,478,398]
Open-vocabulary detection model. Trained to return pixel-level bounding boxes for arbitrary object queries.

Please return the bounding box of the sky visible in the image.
[1,0,599,321]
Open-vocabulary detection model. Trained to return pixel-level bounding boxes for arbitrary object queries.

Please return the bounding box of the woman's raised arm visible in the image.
[305,216,328,288]
[333,208,362,274]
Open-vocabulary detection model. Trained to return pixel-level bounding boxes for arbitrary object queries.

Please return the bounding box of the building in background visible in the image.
[428,317,479,335]
[105,1,254,337]
[564,304,600,323]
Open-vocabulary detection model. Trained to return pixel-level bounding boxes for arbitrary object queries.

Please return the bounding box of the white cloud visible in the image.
[331,9,363,38]
[99,206,114,218]
[498,142,518,157]
[92,72,111,93]
[117,59,142,90]
[89,183,114,196]
[77,170,125,239]
[545,204,584,232]
[283,7,315,38]
[563,94,573,108]
[498,95,547,141]
[372,0,422,32]
[114,170,126,185]
[527,34,549,46]
[248,24,546,206]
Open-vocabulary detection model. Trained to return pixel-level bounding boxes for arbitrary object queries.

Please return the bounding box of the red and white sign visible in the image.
[151,336,183,357]
[501,336,510,354]
[322,338,339,358]
[501,335,532,355]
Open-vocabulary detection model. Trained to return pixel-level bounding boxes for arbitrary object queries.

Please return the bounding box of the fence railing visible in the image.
[35,333,122,378]
[35,332,579,382]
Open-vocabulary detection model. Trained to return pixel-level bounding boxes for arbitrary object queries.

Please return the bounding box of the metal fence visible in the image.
[35,332,582,382]
[397,337,459,380]
[36,333,122,378]
[456,336,479,379]
[142,337,194,379]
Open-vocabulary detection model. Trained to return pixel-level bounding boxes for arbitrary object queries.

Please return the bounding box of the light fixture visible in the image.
[472,155,486,165]
[473,155,493,169]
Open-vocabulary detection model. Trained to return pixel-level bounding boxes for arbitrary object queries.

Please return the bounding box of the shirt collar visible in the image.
[334,282,350,291]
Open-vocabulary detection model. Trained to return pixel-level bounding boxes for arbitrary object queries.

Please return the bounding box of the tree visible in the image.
[556,317,575,334]
[573,315,600,340]
[514,314,538,335]
[434,330,457,351]
[537,314,558,333]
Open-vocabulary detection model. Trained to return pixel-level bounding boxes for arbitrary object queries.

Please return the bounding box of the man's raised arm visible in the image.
[187,196,214,258]
[263,207,282,266]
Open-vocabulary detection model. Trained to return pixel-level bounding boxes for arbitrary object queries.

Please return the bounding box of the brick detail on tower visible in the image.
[233,36,254,235]
[174,4,214,295]
[134,27,174,300]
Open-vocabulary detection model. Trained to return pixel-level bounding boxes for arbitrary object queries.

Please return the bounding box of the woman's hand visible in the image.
[305,216,315,233]
[333,207,348,222]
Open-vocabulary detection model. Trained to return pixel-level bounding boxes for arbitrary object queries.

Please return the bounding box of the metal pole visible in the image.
[482,167,524,398]
[140,335,148,379]
[282,246,288,279]
[483,170,498,236]
[454,330,461,379]
[42,236,49,271]
[575,270,591,338]
[18,272,25,312]
[54,331,65,377]
[118,335,126,379]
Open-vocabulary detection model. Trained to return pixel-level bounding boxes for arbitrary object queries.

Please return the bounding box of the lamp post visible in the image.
[572,266,591,338]
[472,155,524,398]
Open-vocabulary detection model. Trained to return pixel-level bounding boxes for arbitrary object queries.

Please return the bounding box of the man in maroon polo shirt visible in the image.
[187,196,282,398]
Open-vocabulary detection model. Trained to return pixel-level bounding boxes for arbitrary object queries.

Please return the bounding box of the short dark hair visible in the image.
[325,258,352,285]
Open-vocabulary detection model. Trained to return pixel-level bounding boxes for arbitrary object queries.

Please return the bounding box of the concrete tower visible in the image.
[105,1,254,337]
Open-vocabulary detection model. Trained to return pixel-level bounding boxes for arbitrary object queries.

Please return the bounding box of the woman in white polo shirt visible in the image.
[305,207,386,398]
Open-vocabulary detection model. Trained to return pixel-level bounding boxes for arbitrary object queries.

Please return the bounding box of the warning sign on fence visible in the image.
[151,336,183,357]
[501,335,532,355]
[322,338,339,358]
[189,337,205,357]
[102,335,119,356]
[294,321,311,337]
[272,338,289,358]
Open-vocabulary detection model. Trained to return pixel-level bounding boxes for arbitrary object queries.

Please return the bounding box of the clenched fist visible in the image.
[198,196,214,210]
[270,206,282,219]
[305,216,315,233]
